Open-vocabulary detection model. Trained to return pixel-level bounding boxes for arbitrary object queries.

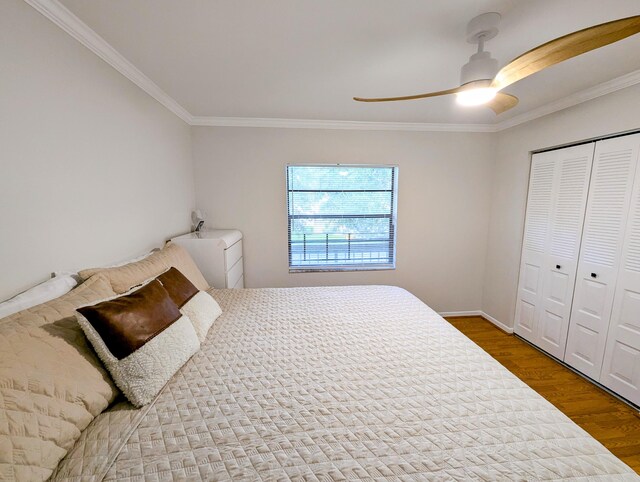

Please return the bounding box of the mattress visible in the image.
[52,286,638,480]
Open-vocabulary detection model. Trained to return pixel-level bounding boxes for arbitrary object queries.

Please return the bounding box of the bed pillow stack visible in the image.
[76,279,200,407]
[76,267,221,407]
[0,245,220,479]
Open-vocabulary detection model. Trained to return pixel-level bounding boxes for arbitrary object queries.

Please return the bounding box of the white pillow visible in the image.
[52,270,82,282]
[103,249,156,268]
[0,275,78,319]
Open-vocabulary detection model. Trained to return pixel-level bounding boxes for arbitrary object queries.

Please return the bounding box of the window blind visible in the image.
[287,165,397,271]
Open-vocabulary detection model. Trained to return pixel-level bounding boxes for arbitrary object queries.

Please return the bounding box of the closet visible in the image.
[514,132,640,406]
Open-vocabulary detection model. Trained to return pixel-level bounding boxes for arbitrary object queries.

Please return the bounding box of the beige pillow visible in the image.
[0,274,119,482]
[79,242,209,294]
[76,280,200,407]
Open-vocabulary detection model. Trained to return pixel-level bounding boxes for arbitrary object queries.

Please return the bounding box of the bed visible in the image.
[49,285,637,480]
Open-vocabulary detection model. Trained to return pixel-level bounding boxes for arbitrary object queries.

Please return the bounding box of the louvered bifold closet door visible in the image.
[514,153,555,344]
[514,144,593,356]
[537,145,594,358]
[599,133,640,405]
[565,135,639,380]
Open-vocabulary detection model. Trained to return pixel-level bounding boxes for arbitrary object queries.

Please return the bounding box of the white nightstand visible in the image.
[171,229,244,288]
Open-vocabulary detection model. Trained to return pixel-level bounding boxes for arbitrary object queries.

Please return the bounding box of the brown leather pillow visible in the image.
[157,267,199,308]
[77,280,181,360]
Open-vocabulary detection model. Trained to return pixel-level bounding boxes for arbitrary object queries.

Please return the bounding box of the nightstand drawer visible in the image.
[224,240,243,271]
[226,257,243,288]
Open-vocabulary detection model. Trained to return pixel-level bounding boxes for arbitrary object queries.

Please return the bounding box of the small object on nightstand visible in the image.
[191,210,206,232]
[171,230,243,288]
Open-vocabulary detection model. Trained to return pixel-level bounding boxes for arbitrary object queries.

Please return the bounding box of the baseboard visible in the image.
[439,310,514,334]
[438,310,482,317]
[480,311,514,334]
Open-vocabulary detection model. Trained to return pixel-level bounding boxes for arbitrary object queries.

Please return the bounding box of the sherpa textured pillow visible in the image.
[78,242,209,294]
[76,280,200,407]
[157,267,222,342]
[0,274,119,482]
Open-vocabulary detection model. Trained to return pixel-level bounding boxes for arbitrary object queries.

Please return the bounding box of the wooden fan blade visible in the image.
[353,86,462,102]
[492,15,640,91]
[487,92,519,115]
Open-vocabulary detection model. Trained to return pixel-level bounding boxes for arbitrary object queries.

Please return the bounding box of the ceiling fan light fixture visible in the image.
[456,86,496,106]
[353,14,640,115]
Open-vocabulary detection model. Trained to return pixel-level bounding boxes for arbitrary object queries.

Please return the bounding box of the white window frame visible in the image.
[286,163,398,273]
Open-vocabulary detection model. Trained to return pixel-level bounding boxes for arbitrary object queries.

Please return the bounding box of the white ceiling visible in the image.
[59,0,640,125]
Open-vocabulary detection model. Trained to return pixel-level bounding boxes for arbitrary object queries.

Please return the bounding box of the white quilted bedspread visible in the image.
[53,286,638,481]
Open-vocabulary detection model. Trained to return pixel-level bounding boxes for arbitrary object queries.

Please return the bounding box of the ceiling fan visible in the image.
[354,13,640,114]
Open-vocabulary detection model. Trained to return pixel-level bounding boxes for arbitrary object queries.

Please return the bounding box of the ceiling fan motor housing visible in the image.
[461,12,501,85]
[460,51,498,85]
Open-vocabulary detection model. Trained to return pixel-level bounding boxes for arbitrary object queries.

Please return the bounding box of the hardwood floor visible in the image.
[446,316,640,474]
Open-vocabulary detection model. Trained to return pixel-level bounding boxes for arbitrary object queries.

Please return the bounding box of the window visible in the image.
[286,164,398,271]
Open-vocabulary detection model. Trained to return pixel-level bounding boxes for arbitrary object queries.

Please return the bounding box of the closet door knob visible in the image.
[591,272,597,278]
[556,264,561,270]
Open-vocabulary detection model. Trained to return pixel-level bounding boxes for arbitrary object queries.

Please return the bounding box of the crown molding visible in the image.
[25,0,193,124]
[25,0,640,134]
[190,116,497,132]
[495,69,640,131]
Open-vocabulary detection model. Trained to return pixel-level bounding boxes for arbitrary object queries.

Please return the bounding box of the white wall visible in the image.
[0,0,195,300]
[7,0,639,319]
[192,127,494,312]
[482,83,640,329]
